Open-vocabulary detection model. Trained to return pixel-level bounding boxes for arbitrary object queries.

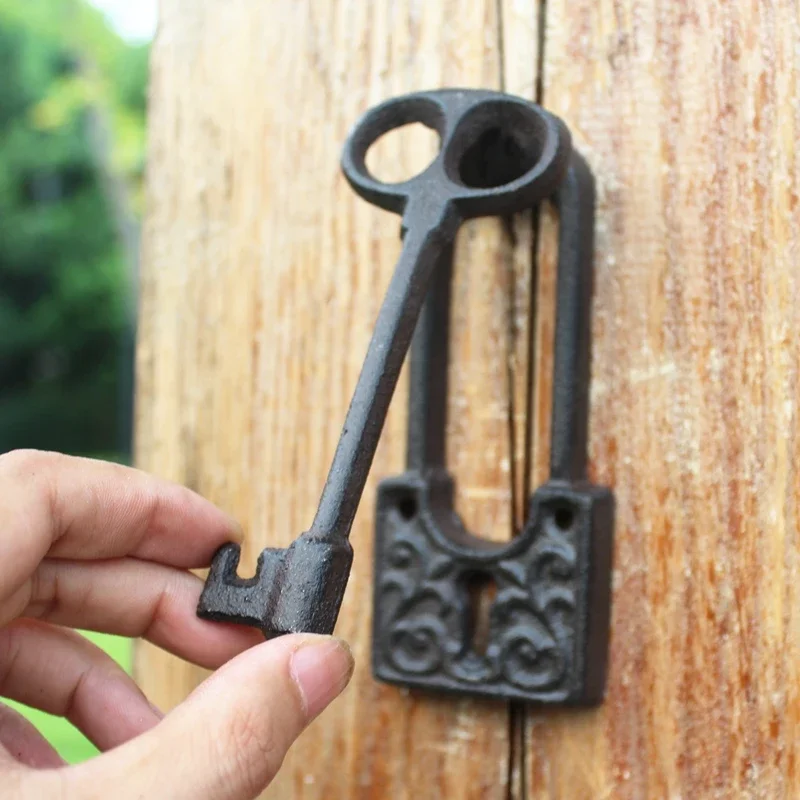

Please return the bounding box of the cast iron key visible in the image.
[198,89,571,638]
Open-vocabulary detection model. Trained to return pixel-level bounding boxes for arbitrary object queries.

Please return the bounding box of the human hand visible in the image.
[0,450,354,799]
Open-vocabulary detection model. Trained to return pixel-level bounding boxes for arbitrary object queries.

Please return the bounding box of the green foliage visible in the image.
[0,0,147,455]
[0,0,142,764]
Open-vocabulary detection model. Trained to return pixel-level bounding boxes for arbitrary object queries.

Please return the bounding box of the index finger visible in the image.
[0,450,242,597]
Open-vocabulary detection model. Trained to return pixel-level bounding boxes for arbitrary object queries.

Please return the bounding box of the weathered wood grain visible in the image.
[137,1,800,796]
[135,1,542,797]
[524,1,800,798]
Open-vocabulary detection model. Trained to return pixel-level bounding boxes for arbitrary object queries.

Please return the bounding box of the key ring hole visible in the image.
[458,126,537,188]
[365,122,441,185]
[445,101,549,189]
[343,96,445,197]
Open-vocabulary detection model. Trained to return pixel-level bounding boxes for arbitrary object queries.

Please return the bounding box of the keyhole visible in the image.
[396,492,418,521]
[465,571,497,656]
[554,504,574,530]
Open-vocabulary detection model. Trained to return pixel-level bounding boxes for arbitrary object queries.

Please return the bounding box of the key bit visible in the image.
[197,88,570,639]
[198,535,353,637]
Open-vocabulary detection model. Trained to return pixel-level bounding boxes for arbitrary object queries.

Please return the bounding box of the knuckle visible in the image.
[0,622,26,690]
[24,567,54,620]
[0,449,52,480]
[216,706,285,796]
[0,450,56,510]
[0,756,63,799]
[3,766,25,797]
[21,771,65,800]
[0,450,63,537]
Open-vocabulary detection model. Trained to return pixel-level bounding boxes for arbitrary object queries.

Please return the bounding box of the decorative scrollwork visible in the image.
[387,618,448,675]
[500,625,566,690]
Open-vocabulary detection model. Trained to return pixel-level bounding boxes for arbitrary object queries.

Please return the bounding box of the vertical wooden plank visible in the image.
[497,0,543,536]
[135,1,540,797]
[496,5,545,798]
[526,1,800,797]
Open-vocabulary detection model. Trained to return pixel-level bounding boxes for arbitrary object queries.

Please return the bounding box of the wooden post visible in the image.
[523,2,800,797]
[136,0,800,797]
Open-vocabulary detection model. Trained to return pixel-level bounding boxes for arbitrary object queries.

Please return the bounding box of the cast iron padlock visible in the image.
[372,154,615,705]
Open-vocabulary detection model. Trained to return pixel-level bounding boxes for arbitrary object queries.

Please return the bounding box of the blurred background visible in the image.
[0,0,155,763]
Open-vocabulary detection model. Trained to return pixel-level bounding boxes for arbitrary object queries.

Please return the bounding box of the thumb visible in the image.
[67,634,354,800]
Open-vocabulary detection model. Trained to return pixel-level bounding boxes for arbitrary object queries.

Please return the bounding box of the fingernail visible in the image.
[290,638,354,720]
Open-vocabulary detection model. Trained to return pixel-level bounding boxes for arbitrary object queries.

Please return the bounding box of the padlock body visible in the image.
[372,472,614,704]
